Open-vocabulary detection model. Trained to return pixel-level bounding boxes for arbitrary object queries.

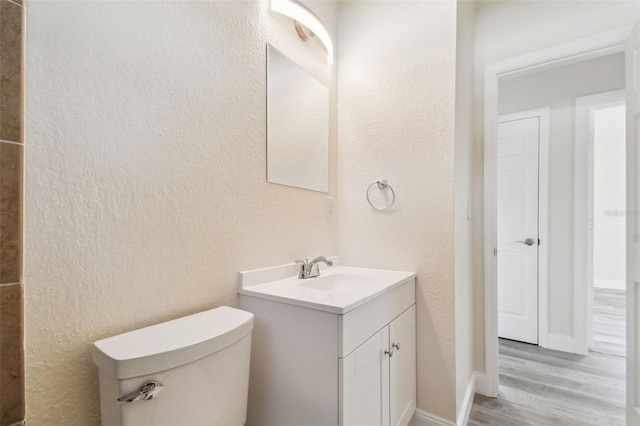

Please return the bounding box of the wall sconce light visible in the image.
[271,0,334,65]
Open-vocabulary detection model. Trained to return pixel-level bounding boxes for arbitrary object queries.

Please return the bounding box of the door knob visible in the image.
[517,238,535,246]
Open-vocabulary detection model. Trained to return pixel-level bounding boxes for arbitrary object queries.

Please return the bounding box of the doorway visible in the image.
[586,99,627,357]
[484,40,631,426]
[574,90,627,358]
[491,92,627,425]
[495,53,625,356]
[483,26,635,399]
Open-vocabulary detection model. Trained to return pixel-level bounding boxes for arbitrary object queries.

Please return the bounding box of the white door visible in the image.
[340,327,389,426]
[497,115,540,344]
[626,20,640,426]
[389,306,416,426]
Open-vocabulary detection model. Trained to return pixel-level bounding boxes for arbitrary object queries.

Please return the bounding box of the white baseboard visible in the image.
[473,372,489,397]
[410,371,485,426]
[410,410,455,426]
[548,332,586,355]
[456,372,478,426]
[594,279,626,290]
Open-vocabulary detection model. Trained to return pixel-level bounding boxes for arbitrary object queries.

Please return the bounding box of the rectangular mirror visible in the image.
[267,44,329,193]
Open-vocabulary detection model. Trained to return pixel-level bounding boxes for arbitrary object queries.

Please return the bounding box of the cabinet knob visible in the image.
[384,349,394,357]
[392,342,400,351]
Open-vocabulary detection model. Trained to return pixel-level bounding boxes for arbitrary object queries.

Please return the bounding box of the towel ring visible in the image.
[366,180,396,211]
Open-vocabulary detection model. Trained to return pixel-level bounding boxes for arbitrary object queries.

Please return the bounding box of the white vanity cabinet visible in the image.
[341,305,416,426]
[238,265,416,426]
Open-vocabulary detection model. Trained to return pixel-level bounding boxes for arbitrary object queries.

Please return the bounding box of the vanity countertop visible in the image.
[238,259,415,314]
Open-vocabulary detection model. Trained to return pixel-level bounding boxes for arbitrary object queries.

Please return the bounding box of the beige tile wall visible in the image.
[0,0,24,424]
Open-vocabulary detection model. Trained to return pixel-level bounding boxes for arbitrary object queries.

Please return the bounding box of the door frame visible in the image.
[483,27,632,397]
[574,89,626,354]
[497,107,550,348]
[625,21,640,423]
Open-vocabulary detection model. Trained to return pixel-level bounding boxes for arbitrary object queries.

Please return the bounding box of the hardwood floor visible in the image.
[591,288,626,357]
[468,339,625,425]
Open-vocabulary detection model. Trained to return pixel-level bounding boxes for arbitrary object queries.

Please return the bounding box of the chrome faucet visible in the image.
[295,256,334,279]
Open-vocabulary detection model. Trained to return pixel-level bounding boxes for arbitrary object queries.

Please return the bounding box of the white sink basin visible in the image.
[238,259,415,314]
[297,273,373,292]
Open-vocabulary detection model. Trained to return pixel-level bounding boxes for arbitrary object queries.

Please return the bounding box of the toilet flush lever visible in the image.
[116,381,164,405]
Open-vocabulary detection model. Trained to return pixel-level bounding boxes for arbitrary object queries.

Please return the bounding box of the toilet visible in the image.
[92,306,254,426]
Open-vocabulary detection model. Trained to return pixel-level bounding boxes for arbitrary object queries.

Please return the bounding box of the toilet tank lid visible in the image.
[92,306,254,379]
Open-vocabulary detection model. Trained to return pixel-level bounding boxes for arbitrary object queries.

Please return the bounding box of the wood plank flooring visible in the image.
[591,288,626,357]
[468,339,625,425]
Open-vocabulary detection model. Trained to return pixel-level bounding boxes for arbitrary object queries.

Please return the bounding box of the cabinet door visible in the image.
[389,305,416,426]
[340,327,390,426]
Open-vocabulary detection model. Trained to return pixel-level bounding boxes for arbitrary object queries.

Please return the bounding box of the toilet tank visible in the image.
[93,306,254,426]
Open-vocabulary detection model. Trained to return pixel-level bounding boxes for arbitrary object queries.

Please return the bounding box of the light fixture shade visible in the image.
[270,0,334,65]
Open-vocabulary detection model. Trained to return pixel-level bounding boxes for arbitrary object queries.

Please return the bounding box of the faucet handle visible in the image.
[295,259,308,279]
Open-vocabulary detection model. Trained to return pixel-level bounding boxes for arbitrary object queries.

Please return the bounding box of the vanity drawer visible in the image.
[338,279,415,358]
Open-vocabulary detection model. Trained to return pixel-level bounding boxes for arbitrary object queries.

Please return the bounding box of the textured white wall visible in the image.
[499,53,625,337]
[337,1,457,421]
[25,1,337,424]
[473,0,639,371]
[454,0,476,419]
